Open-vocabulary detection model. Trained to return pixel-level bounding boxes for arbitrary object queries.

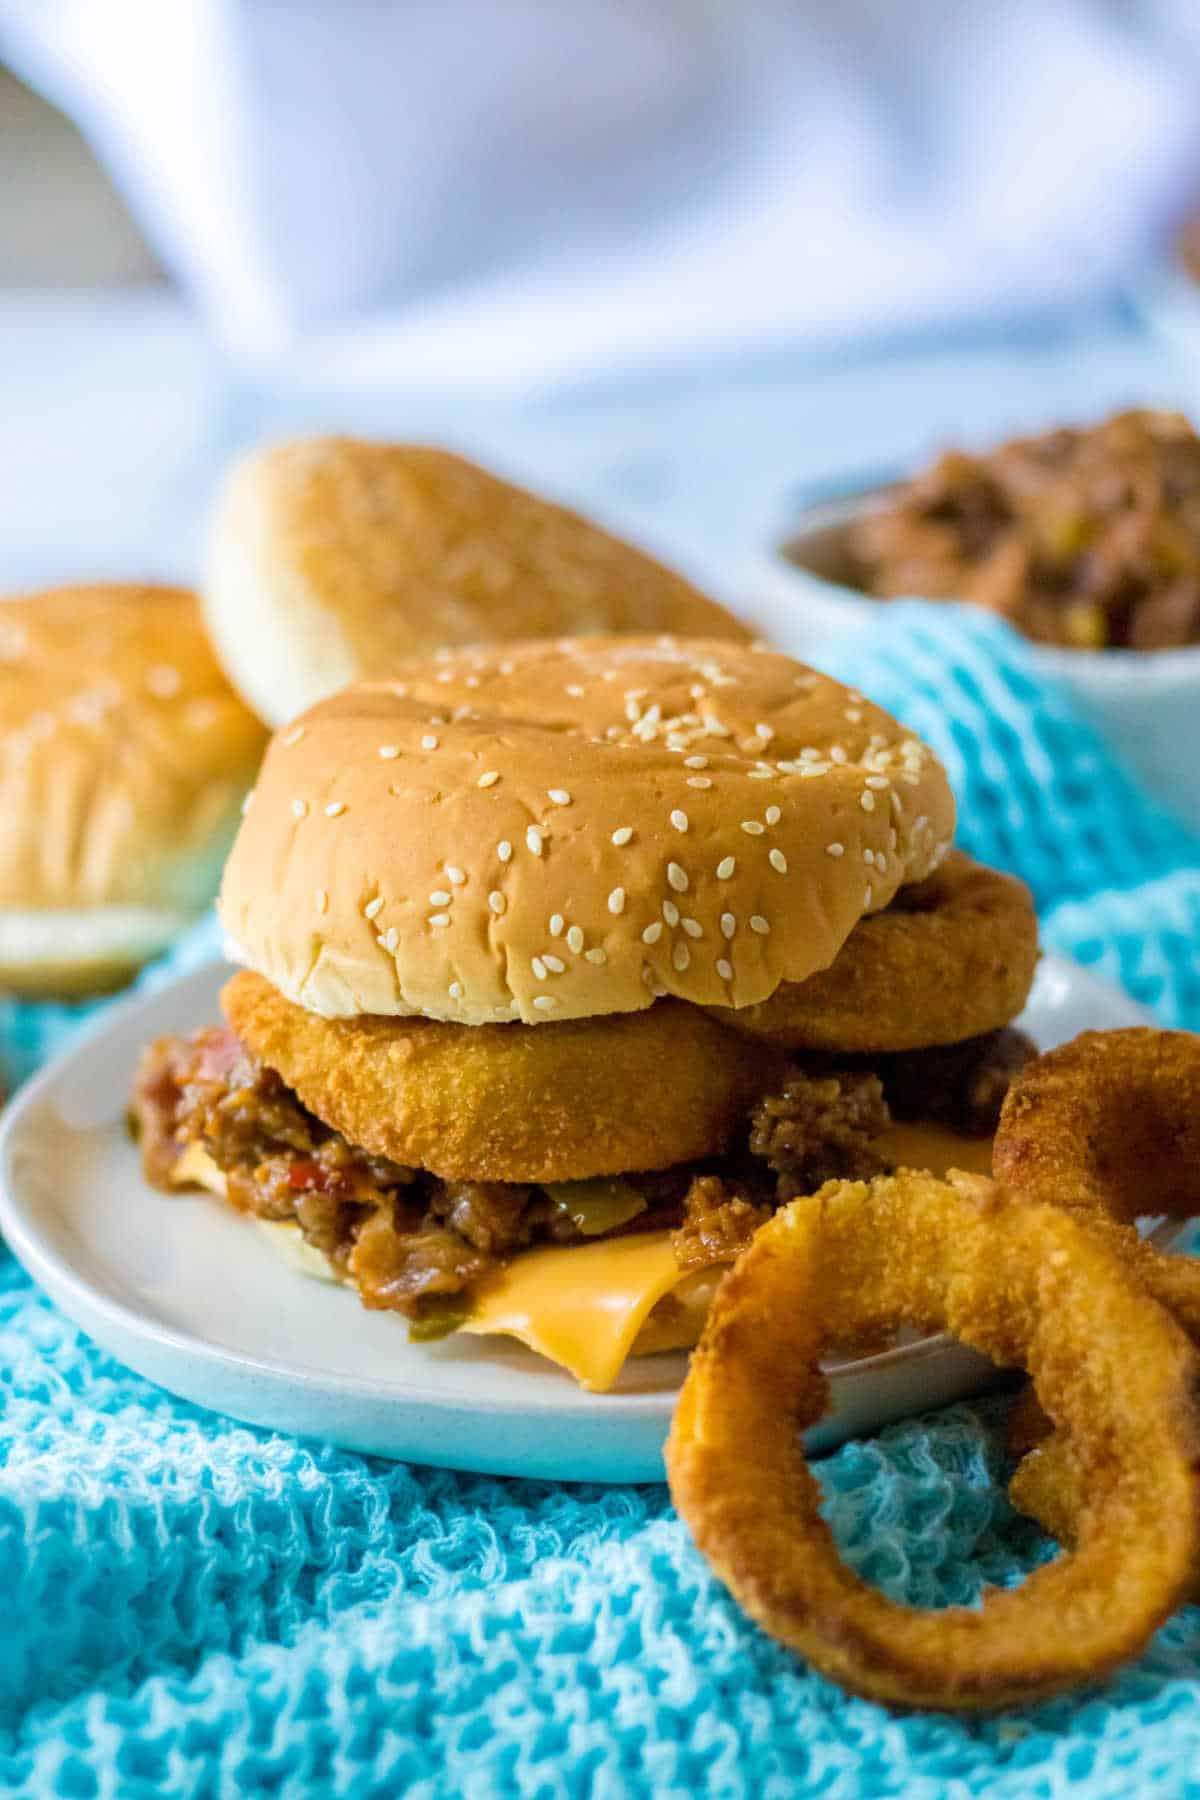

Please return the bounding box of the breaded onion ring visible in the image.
[223,970,786,1183]
[666,1171,1200,1711]
[995,1026,1200,1224]
[706,853,1038,1052]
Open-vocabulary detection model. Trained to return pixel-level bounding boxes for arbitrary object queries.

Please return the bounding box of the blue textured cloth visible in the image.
[2,606,1199,1799]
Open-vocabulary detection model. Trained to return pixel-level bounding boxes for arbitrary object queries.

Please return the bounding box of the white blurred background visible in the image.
[2,0,1199,595]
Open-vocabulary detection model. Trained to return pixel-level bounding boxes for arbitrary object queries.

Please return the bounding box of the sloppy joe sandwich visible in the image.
[0,584,266,997]
[206,437,749,725]
[131,636,1040,1388]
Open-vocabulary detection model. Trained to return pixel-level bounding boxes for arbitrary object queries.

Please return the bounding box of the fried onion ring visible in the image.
[994,1026,1200,1224]
[223,970,787,1183]
[706,853,1038,1052]
[666,1171,1200,1710]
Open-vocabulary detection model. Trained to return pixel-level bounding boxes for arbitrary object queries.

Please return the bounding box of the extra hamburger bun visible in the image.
[0,584,267,996]
[205,438,750,726]
[219,636,955,1026]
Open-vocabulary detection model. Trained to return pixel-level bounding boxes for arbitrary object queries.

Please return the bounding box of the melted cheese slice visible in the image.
[462,1232,694,1391]
[877,1120,994,1178]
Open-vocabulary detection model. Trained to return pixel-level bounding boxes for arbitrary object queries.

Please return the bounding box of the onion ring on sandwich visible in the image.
[130,633,1041,1388]
[666,1171,1200,1710]
[705,852,1038,1052]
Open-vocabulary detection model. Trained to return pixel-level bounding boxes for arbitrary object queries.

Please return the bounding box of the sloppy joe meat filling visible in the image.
[132,1022,1031,1330]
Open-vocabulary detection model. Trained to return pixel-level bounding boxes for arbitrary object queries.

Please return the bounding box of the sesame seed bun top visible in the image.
[0,584,267,993]
[219,636,956,1027]
[205,438,751,728]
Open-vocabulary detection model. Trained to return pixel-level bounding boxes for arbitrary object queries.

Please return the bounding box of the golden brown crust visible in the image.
[205,438,751,725]
[666,1172,1200,1710]
[222,970,788,1182]
[706,852,1037,1051]
[0,584,266,989]
[994,1027,1200,1223]
[217,636,956,1025]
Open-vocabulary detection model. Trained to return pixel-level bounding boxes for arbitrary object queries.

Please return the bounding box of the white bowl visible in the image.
[747,488,1200,833]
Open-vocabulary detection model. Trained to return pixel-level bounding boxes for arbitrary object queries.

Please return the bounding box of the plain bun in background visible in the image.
[219,635,955,1026]
[0,584,267,996]
[205,437,751,727]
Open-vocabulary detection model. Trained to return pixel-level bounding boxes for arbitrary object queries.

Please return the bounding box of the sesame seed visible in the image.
[565,683,584,697]
[449,981,463,999]
[642,922,663,945]
[826,841,845,857]
[673,942,690,972]
[866,775,890,790]
[611,826,633,846]
[747,767,776,780]
[497,840,512,863]
[421,734,439,750]
[684,754,709,769]
[863,849,875,866]
[241,790,255,816]
[608,887,626,915]
[741,820,764,836]
[670,810,689,833]
[324,801,347,818]
[721,913,736,939]
[686,775,712,790]
[315,889,328,914]
[446,866,466,885]
[429,913,451,928]
[749,915,770,935]
[291,798,308,819]
[478,770,500,789]
[566,925,584,954]
[382,927,399,952]
[716,856,736,880]
[755,722,774,742]
[769,849,788,874]
[532,957,548,980]
[845,707,863,723]
[682,917,703,938]
[429,890,451,906]
[585,948,608,965]
[526,826,544,855]
[378,744,399,759]
[667,862,689,892]
[717,958,733,981]
[488,891,506,915]
[831,746,848,764]
[543,954,565,974]
[864,886,874,908]
[662,900,681,927]
[765,805,781,826]
[549,913,564,937]
[365,896,385,919]
[281,725,305,747]
[533,996,557,1012]
[860,792,876,813]
[548,789,572,806]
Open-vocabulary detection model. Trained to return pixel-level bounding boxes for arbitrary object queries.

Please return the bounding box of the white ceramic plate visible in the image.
[0,955,1154,1483]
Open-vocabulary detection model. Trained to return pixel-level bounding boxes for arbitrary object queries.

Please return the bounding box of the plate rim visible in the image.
[0,952,1158,1429]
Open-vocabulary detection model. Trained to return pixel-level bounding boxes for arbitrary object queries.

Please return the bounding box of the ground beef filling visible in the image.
[131,1022,1032,1327]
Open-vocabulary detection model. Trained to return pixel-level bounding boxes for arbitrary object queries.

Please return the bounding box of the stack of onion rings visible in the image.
[706,853,1038,1052]
[993,1028,1200,1561]
[666,1170,1200,1710]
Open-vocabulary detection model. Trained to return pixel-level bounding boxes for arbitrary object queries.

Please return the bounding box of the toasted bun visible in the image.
[0,584,267,995]
[205,438,750,726]
[219,636,955,1025]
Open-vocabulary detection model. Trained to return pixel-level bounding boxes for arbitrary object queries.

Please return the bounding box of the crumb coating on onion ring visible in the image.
[666,1171,1200,1710]
[708,853,1038,1052]
[223,970,789,1183]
